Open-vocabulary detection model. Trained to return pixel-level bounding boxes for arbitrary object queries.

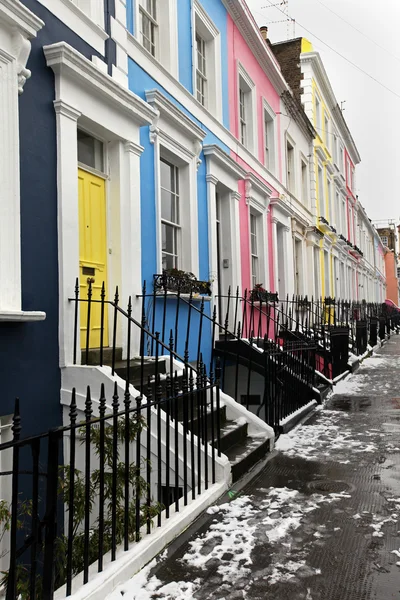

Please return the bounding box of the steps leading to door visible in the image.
[89,352,270,484]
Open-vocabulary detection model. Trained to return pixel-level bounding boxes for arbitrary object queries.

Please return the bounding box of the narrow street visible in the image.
[109,337,400,600]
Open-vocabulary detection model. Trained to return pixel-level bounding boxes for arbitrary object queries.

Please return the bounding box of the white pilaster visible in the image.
[0,3,43,314]
[231,191,242,294]
[55,100,81,367]
[271,217,279,295]
[207,174,218,285]
[283,225,294,297]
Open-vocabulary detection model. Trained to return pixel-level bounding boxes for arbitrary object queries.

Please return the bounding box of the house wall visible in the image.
[385,252,399,305]
[226,15,281,294]
[0,0,102,435]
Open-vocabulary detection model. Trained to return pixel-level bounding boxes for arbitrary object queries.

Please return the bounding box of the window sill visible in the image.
[39,0,108,55]
[0,310,46,322]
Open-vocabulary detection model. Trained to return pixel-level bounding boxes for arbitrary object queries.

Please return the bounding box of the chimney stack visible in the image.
[260,26,268,42]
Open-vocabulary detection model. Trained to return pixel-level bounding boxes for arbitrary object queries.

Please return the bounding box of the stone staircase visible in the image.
[83,349,271,483]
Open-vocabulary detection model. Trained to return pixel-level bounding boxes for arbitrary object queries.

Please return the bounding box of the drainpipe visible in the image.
[104,0,116,76]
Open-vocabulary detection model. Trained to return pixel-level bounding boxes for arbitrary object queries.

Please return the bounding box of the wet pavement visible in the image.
[109,337,400,600]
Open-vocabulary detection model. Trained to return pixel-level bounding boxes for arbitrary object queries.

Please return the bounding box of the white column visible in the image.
[230,191,242,294]
[264,208,270,292]
[0,9,43,314]
[55,100,81,367]
[207,174,218,285]
[121,141,144,297]
[271,217,279,294]
[283,225,294,297]
[122,141,144,355]
[0,51,20,311]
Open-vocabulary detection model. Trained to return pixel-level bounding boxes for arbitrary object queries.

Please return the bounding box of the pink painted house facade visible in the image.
[225,12,316,303]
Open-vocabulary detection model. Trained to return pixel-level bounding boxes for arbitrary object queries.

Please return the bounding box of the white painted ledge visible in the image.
[54,480,229,600]
[0,310,46,322]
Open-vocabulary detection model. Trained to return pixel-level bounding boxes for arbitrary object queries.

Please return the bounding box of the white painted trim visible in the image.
[262,97,277,175]
[301,51,360,164]
[145,88,206,143]
[56,484,229,600]
[249,203,267,290]
[238,61,258,156]
[47,45,152,366]
[126,32,285,194]
[203,144,247,181]
[37,0,108,55]
[192,0,223,121]
[0,310,46,321]
[0,0,43,35]
[221,0,288,95]
[0,2,43,313]
[45,43,155,126]
[154,130,199,276]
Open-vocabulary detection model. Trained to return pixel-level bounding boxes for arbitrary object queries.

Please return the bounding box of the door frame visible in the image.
[46,44,153,367]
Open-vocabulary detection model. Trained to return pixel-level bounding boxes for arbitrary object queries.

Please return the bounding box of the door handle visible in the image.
[87,277,95,284]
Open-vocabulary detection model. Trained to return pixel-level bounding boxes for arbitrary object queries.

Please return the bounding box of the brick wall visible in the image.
[270,38,303,104]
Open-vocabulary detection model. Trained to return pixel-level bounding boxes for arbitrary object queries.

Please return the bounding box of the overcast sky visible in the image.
[245,0,400,224]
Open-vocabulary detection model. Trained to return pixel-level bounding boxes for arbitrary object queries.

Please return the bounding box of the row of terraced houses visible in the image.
[0,0,389,598]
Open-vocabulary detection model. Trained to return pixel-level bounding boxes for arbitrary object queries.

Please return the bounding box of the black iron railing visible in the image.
[2,365,221,599]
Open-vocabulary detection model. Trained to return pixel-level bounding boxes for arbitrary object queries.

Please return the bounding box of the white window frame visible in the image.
[327,176,333,224]
[286,136,295,194]
[135,0,178,76]
[381,235,388,247]
[324,112,330,151]
[318,163,325,218]
[341,195,347,237]
[195,32,207,106]
[160,156,181,270]
[192,0,222,120]
[138,0,158,58]
[263,98,276,174]
[71,0,104,29]
[246,175,270,291]
[300,156,309,207]
[146,89,206,276]
[238,63,257,154]
[339,144,344,174]
[315,92,321,134]
[249,207,267,290]
[334,188,340,231]
[250,212,259,289]
[332,130,338,165]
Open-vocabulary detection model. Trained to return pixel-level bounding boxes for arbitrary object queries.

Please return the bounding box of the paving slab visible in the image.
[107,336,400,600]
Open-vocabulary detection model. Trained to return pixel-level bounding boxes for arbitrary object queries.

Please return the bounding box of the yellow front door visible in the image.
[78,168,109,349]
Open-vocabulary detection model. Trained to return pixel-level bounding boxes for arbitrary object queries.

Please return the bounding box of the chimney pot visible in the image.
[260,26,268,42]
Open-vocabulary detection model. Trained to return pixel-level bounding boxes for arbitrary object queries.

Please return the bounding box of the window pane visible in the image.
[162,253,176,271]
[162,223,176,254]
[77,130,104,171]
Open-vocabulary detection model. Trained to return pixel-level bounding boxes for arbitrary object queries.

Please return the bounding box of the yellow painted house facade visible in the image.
[299,39,362,301]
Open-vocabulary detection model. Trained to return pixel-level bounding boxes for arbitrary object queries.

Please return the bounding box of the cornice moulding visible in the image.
[301,51,361,164]
[222,0,288,95]
[126,32,285,194]
[57,0,108,40]
[44,42,156,126]
[246,172,273,198]
[145,89,206,142]
[0,0,44,37]
[203,144,247,180]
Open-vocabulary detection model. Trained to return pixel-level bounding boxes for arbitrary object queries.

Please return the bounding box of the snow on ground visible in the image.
[107,486,354,599]
[275,409,377,463]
